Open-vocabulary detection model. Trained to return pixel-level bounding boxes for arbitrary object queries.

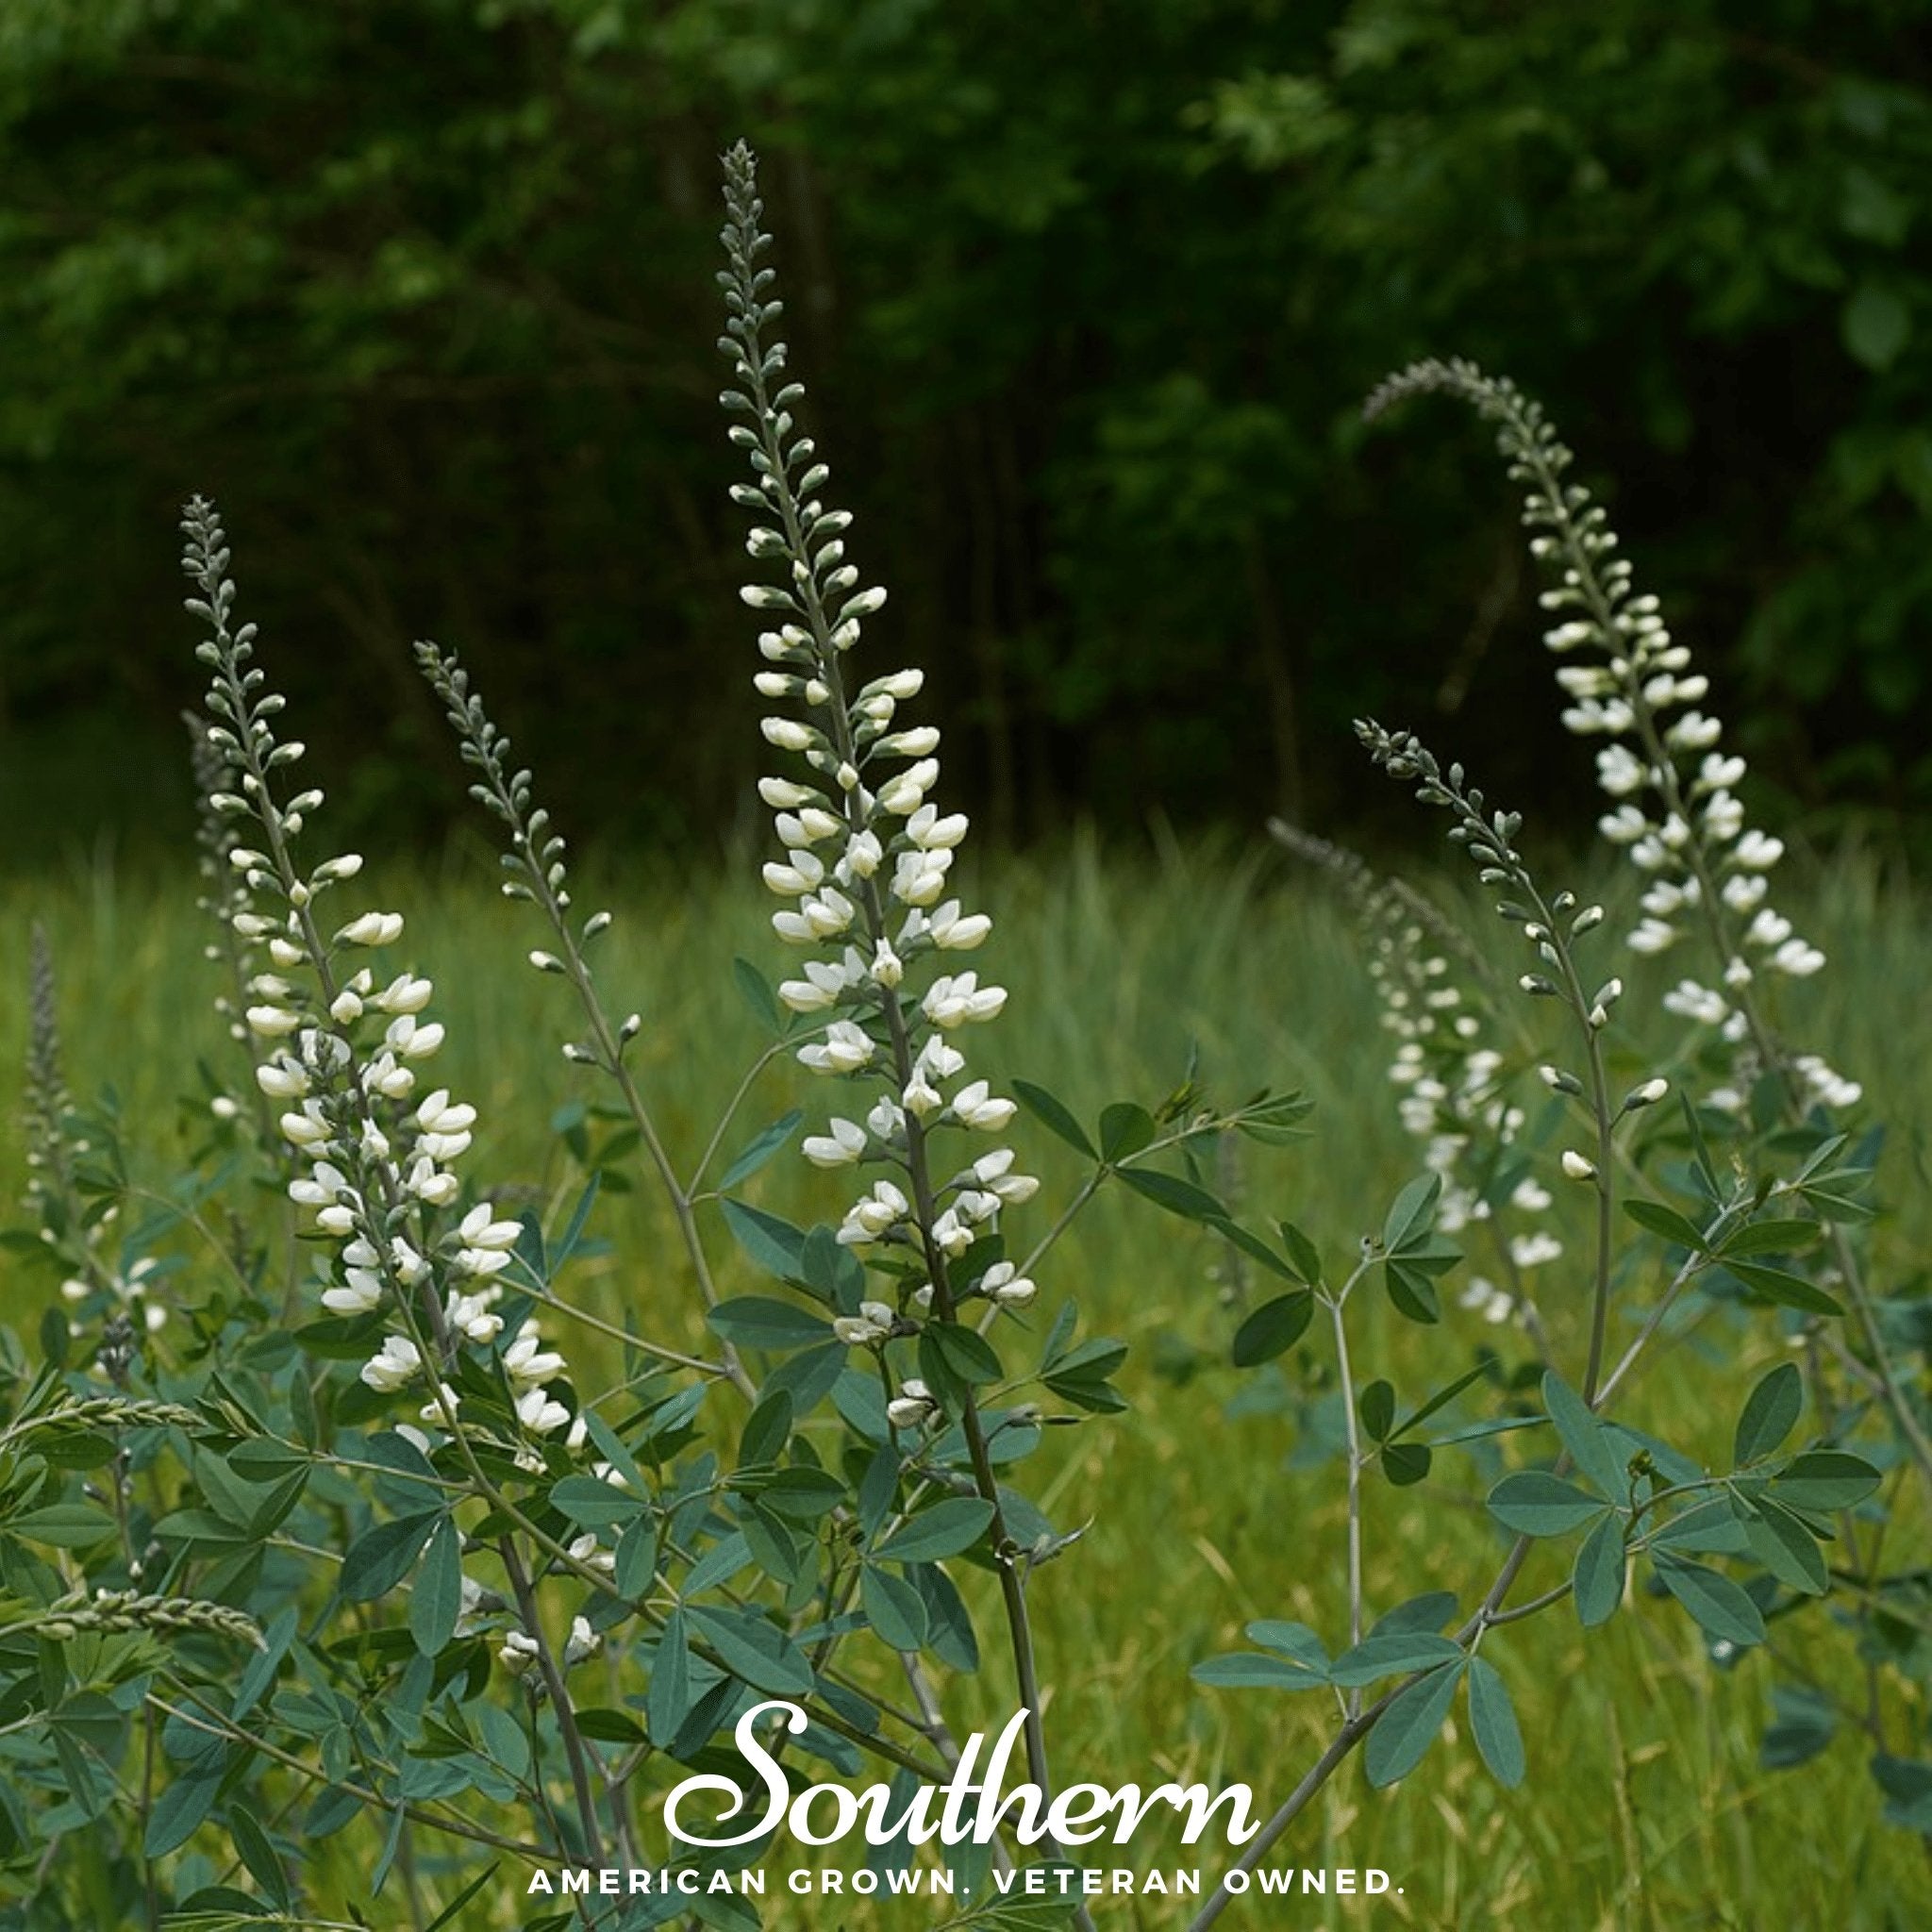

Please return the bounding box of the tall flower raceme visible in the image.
[184,708,272,1138]
[1268,823,1559,1335]
[1364,360,1860,1120]
[412,641,758,1399]
[716,149,1037,1327]
[181,499,579,1462]
[715,144,1104,1879]
[1355,723,1680,1401]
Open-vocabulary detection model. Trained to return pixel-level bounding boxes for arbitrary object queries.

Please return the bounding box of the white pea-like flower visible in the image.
[459,1204,524,1250]
[886,1379,938,1429]
[337,911,404,947]
[500,1629,541,1676]
[359,1334,423,1392]
[322,1270,383,1317]
[516,1386,571,1436]
[1560,1150,1597,1182]
[978,1261,1037,1307]
[797,1020,874,1076]
[564,1615,601,1668]
[503,1332,566,1387]
[1773,938,1825,977]
[802,1117,868,1168]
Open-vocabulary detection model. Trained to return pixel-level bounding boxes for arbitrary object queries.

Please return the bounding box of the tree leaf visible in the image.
[1368,1591,1457,1639]
[145,1764,225,1857]
[925,1322,1004,1387]
[1358,1379,1395,1441]
[1364,1660,1465,1788]
[732,957,781,1033]
[1244,1620,1332,1679]
[1732,1362,1804,1467]
[7,1503,120,1548]
[229,1802,291,1907]
[1384,1257,1441,1324]
[1486,1471,1607,1539]
[1277,1221,1324,1287]
[1466,1656,1525,1789]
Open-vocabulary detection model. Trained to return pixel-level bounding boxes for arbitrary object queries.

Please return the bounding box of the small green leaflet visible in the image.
[716,1111,804,1191]
[1653,1556,1765,1647]
[1572,1515,1625,1628]
[1486,1471,1606,1539]
[1768,1450,1881,1513]
[1542,1372,1624,1498]
[1011,1081,1095,1158]
[409,1516,463,1657]
[1466,1656,1525,1788]
[1191,1653,1329,1691]
[706,1296,829,1351]
[1330,1631,1464,1688]
[1622,1199,1708,1252]
[873,1498,994,1565]
[1732,1362,1803,1467]
[1723,1259,1844,1318]
[1364,1660,1466,1788]
[1231,1291,1313,1368]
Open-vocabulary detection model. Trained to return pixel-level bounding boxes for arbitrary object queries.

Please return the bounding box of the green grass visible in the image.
[2,835,1928,1928]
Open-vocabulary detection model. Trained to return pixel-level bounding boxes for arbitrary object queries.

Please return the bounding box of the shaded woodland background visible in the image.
[5,0,1932,858]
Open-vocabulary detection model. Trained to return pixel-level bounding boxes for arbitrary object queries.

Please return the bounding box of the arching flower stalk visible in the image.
[183,708,271,1138]
[1365,359,1858,1118]
[413,641,757,1398]
[1366,364,1932,1492]
[1357,723,1672,1401]
[180,499,578,1464]
[717,141,1075,1849]
[1269,823,1557,1344]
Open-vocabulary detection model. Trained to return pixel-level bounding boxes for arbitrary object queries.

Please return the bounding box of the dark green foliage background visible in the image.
[4,0,1931,850]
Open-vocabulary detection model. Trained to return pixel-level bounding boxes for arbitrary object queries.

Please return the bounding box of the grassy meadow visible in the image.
[1,832,1927,1929]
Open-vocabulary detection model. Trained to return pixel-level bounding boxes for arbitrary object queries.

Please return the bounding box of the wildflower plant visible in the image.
[0,147,1913,1932]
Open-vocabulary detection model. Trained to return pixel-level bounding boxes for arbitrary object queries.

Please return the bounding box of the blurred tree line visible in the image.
[3,0,1931,858]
